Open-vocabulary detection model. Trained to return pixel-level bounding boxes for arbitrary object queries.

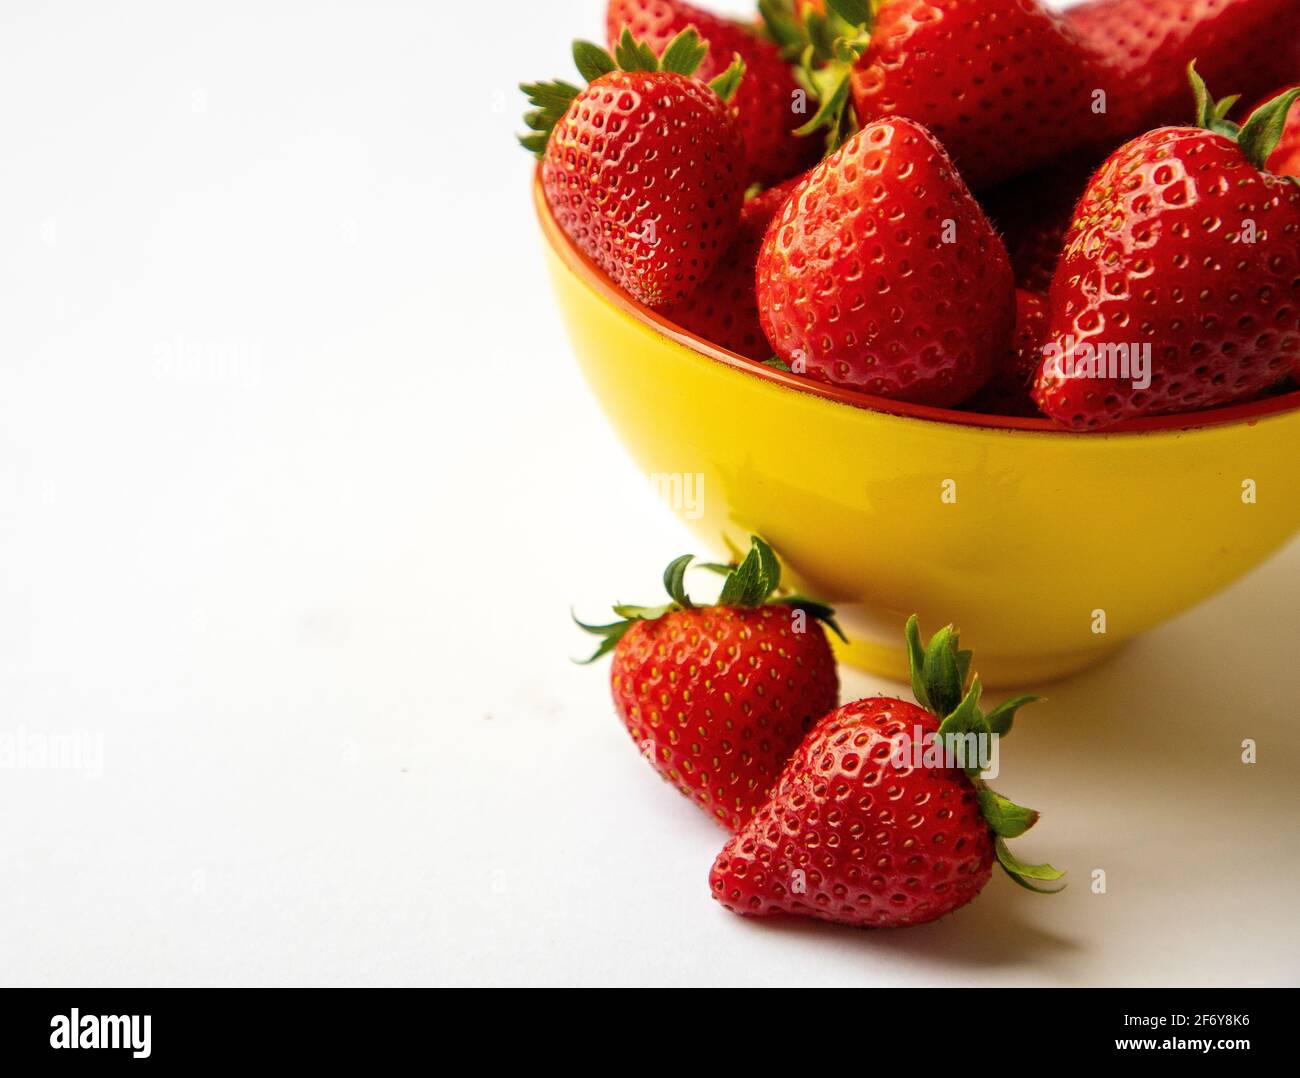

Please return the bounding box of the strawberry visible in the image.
[1242,83,1300,178]
[606,0,818,185]
[520,30,748,308]
[1067,0,1300,140]
[710,617,1062,929]
[762,0,1120,189]
[577,536,841,830]
[1243,84,1300,381]
[965,290,1049,418]
[1034,71,1300,429]
[852,0,1120,189]
[661,174,804,358]
[755,118,1015,406]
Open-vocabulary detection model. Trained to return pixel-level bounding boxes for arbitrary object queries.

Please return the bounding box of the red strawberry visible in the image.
[849,0,1119,189]
[763,0,1118,188]
[578,536,841,830]
[606,0,817,185]
[1242,83,1300,178]
[740,174,809,231]
[1243,84,1300,381]
[710,617,1062,929]
[755,118,1015,406]
[661,174,805,358]
[1067,0,1300,139]
[1034,72,1300,429]
[982,156,1097,293]
[521,30,747,308]
[965,290,1049,418]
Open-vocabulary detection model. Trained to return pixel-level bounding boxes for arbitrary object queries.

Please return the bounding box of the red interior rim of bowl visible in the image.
[534,175,1300,435]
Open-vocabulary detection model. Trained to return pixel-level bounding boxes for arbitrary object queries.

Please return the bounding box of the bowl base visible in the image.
[831,633,1125,690]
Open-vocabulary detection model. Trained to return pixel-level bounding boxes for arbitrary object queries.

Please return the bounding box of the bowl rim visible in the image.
[534,174,1300,435]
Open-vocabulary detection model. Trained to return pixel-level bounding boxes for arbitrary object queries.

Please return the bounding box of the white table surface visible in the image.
[2,0,1297,987]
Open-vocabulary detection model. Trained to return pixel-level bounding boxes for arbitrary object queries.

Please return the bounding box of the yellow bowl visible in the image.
[535,179,1300,687]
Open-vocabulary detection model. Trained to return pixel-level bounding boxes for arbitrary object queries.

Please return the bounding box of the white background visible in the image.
[1,0,1297,986]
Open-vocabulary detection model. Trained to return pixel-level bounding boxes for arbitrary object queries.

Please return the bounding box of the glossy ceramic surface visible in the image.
[536,179,1300,686]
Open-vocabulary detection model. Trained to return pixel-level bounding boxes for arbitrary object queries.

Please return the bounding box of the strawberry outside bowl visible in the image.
[534,178,1300,687]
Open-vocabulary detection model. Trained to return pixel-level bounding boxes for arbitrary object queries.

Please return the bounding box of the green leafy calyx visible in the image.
[995,839,1067,894]
[903,615,1064,893]
[1188,61,1300,174]
[575,535,843,662]
[759,0,877,153]
[518,29,745,157]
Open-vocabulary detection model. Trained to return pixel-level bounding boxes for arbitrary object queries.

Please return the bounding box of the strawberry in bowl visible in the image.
[1033,69,1300,429]
[524,2,1300,686]
[521,28,748,308]
[754,117,1015,406]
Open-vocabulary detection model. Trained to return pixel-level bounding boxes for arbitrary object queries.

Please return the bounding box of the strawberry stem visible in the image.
[902,615,1063,892]
[708,55,746,103]
[1187,61,1300,173]
[760,0,876,152]
[574,535,842,661]
[1239,86,1300,172]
